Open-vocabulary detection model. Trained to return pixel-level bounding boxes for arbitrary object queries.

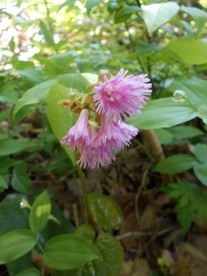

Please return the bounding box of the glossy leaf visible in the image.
[153,154,196,174]
[166,38,207,65]
[43,234,100,270]
[141,2,179,33]
[0,229,37,264]
[128,97,198,130]
[29,191,51,233]
[88,193,123,231]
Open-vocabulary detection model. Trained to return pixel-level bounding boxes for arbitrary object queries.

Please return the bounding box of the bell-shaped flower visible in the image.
[61,109,91,152]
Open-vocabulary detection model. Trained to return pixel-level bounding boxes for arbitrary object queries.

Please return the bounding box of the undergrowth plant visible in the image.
[0,0,207,274]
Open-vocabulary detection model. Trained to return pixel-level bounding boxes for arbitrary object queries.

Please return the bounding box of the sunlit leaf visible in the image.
[141,2,179,33]
[29,191,51,233]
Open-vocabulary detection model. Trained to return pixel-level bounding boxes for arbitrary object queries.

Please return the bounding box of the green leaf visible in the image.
[0,229,37,264]
[165,38,207,65]
[173,78,207,107]
[128,98,198,130]
[0,176,8,189]
[88,193,123,231]
[181,7,207,34]
[194,144,207,165]
[29,191,51,233]
[11,162,31,194]
[154,128,173,144]
[43,234,100,270]
[12,79,57,122]
[94,233,123,276]
[0,157,17,173]
[0,139,39,156]
[170,126,203,139]
[39,20,55,46]
[16,268,41,276]
[176,204,193,234]
[141,2,179,33]
[114,5,140,24]
[0,194,30,236]
[75,224,96,243]
[86,0,102,14]
[153,154,196,174]
[46,74,90,165]
[161,182,201,206]
[194,163,207,187]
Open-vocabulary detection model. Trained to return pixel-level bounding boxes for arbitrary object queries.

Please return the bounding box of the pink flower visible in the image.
[93,68,152,120]
[61,109,91,152]
[78,144,116,169]
[93,116,138,152]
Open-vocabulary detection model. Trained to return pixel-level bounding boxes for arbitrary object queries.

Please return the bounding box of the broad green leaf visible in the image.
[46,74,90,165]
[128,98,198,130]
[153,154,196,174]
[29,191,51,233]
[88,193,123,231]
[11,162,31,194]
[12,79,57,122]
[0,229,37,264]
[170,126,203,139]
[43,234,100,270]
[0,138,39,156]
[181,7,207,34]
[194,144,207,165]
[194,163,207,186]
[172,78,207,107]
[141,2,179,33]
[94,233,123,276]
[16,268,41,276]
[165,38,207,65]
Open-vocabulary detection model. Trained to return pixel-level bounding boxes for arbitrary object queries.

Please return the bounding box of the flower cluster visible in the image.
[61,69,152,169]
